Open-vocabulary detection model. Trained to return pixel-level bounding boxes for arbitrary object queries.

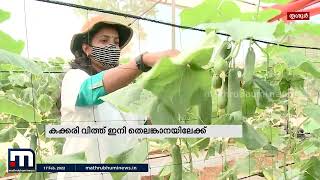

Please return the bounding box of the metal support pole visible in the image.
[171,0,176,50]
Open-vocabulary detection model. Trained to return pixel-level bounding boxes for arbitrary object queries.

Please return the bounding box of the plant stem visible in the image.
[255,0,261,21]
[232,41,241,68]
[317,91,320,105]
[253,41,271,79]
[185,141,193,172]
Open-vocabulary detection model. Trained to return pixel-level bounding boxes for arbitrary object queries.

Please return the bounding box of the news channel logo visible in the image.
[8,149,35,173]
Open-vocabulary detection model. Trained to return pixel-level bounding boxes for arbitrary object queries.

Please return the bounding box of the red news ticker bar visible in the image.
[287,12,310,20]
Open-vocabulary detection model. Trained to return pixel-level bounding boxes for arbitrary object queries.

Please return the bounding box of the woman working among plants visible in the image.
[58,16,179,180]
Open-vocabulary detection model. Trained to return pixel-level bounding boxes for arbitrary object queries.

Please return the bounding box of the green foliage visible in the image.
[279,51,320,79]
[0,97,42,122]
[101,81,157,115]
[0,9,25,54]
[301,157,320,179]
[0,49,42,74]
[0,126,17,143]
[206,20,279,41]
[180,0,281,28]
[142,57,211,121]
[180,0,241,26]
[0,9,10,23]
[290,23,320,36]
[105,140,148,180]
[240,121,268,150]
[0,31,24,54]
[304,104,320,124]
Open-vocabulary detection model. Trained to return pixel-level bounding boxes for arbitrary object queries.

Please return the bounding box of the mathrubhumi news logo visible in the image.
[7,149,35,173]
[7,148,148,173]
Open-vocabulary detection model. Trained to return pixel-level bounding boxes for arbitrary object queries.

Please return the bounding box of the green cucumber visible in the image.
[241,90,257,117]
[219,40,232,62]
[242,47,255,89]
[170,145,182,180]
[212,75,222,89]
[30,134,37,151]
[214,57,228,75]
[199,95,212,125]
[227,69,241,114]
[218,78,228,109]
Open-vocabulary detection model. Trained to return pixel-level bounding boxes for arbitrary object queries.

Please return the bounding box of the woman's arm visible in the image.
[75,49,179,106]
[102,49,179,93]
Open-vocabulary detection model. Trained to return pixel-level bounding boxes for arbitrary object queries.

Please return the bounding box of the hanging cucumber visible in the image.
[227,69,241,114]
[199,94,212,125]
[241,90,257,117]
[219,40,232,62]
[242,47,255,89]
[214,57,229,75]
[30,134,37,151]
[218,78,228,109]
[170,145,182,180]
[212,75,222,89]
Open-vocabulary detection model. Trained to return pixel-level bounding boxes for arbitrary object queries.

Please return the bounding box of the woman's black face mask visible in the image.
[90,44,120,69]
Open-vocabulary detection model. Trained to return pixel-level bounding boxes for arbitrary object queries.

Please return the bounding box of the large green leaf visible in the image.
[15,119,30,135]
[290,23,320,36]
[303,119,320,134]
[280,51,320,78]
[240,121,268,150]
[142,58,211,118]
[0,9,10,23]
[206,19,278,41]
[174,31,219,67]
[304,104,320,124]
[260,126,284,147]
[105,140,148,180]
[0,31,24,54]
[253,76,278,101]
[44,152,86,163]
[150,101,179,125]
[0,126,17,142]
[101,81,157,115]
[239,9,281,22]
[37,94,54,113]
[301,157,320,179]
[180,0,280,27]
[180,0,241,27]
[0,49,42,74]
[0,97,42,122]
